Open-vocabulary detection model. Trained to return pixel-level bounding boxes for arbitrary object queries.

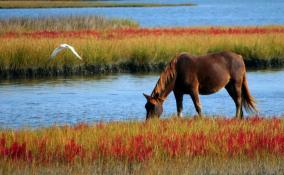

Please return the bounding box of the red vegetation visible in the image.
[94,134,153,162]
[64,139,85,162]
[2,27,284,39]
[0,117,283,164]
[0,137,32,161]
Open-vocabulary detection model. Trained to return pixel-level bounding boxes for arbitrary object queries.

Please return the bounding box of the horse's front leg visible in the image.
[174,91,183,117]
[190,89,203,118]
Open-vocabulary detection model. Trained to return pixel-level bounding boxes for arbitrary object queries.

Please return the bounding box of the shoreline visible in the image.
[0,1,196,9]
[1,59,284,79]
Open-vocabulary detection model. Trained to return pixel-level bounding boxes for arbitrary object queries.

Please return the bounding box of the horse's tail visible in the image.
[242,74,258,113]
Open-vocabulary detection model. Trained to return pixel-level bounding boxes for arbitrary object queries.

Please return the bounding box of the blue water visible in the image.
[0,0,283,27]
[0,70,283,128]
[0,1,283,128]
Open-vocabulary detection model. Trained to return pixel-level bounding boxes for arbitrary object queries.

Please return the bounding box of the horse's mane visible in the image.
[151,54,178,98]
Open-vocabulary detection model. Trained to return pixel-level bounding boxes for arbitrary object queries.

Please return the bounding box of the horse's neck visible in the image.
[151,79,175,100]
[160,79,175,99]
[151,59,177,100]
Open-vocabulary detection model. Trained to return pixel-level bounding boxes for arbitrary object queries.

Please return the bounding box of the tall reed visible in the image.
[1,27,284,78]
[0,16,139,33]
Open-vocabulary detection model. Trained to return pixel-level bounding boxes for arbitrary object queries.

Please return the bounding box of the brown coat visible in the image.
[144,51,257,119]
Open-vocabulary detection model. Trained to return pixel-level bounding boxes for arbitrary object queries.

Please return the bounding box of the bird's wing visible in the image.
[64,44,82,60]
[49,47,66,59]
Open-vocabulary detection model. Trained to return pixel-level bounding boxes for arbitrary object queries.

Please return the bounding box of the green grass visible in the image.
[0,1,196,8]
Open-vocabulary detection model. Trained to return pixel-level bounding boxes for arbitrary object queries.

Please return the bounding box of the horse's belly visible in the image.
[199,87,221,95]
[198,76,230,95]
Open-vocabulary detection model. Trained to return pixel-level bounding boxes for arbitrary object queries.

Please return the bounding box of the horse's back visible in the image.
[208,51,246,79]
[175,51,246,94]
[199,51,244,67]
[176,51,245,75]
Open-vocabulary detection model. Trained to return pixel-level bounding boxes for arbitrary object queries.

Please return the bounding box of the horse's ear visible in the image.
[143,93,151,100]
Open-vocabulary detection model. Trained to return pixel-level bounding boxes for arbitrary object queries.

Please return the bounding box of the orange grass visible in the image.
[0,117,283,173]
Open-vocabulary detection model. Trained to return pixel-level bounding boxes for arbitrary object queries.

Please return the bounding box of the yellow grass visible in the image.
[0,26,284,78]
[0,117,283,174]
[0,33,283,68]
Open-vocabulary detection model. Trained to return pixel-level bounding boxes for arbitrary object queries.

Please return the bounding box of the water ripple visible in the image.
[0,71,284,128]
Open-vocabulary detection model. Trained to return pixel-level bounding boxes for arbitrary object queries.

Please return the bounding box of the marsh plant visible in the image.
[0,117,283,174]
[0,16,139,33]
[1,27,284,78]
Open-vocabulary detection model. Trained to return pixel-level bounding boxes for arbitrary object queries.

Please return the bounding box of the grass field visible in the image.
[0,117,283,174]
[0,16,139,32]
[0,1,195,8]
[0,24,284,78]
[0,17,284,78]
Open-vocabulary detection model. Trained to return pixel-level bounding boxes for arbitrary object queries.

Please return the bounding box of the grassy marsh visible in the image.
[0,16,139,32]
[0,17,284,78]
[1,27,284,78]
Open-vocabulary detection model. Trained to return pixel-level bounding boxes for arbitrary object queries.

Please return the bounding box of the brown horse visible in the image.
[143,51,257,120]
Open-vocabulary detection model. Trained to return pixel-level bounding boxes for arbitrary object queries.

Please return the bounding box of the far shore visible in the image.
[0,1,196,8]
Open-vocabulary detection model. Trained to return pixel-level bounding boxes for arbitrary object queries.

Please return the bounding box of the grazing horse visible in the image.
[143,51,257,120]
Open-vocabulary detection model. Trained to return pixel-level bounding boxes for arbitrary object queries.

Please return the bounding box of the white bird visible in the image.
[49,43,82,60]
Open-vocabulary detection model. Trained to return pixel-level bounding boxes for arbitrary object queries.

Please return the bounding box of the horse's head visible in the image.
[143,93,163,120]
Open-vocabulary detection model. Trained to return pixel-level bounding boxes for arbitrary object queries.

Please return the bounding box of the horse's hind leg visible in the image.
[174,91,183,117]
[225,80,243,119]
[190,89,203,118]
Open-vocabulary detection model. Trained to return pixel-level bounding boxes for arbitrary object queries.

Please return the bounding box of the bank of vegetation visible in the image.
[0,16,139,32]
[0,17,284,78]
